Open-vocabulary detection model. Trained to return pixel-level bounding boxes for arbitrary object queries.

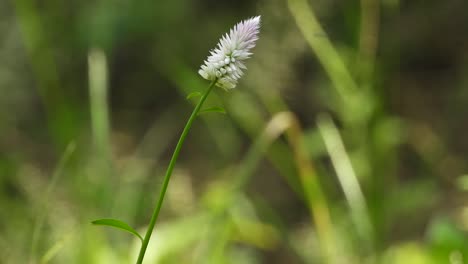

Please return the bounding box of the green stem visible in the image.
[136,80,217,264]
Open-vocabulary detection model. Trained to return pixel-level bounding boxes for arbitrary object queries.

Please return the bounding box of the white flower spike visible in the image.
[199,16,261,90]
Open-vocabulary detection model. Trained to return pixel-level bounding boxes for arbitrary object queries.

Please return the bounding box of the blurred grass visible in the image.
[1,0,468,263]
[30,142,76,263]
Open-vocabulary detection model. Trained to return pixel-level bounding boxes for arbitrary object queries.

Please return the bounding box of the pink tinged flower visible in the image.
[199,16,261,90]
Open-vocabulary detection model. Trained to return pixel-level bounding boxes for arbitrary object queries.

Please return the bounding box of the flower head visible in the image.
[199,16,261,89]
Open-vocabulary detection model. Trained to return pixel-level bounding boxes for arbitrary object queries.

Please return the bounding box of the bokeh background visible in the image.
[1,0,468,263]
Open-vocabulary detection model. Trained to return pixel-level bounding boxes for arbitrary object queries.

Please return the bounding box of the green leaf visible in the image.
[199,106,226,115]
[186,91,201,100]
[92,218,143,242]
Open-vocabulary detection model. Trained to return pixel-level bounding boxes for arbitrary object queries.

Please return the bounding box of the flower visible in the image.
[199,16,261,89]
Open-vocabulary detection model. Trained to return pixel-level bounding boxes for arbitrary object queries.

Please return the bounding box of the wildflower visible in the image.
[199,16,261,89]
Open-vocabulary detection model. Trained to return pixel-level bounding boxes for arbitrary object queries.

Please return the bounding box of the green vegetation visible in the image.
[1,0,467,263]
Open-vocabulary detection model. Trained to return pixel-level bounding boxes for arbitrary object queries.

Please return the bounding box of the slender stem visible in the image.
[136,80,217,264]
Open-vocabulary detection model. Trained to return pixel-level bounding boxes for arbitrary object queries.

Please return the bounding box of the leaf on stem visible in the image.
[186,91,202,100]
[199,106,226,115]
[92,218,143,242]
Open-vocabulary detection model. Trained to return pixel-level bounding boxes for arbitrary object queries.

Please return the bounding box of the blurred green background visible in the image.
[1,0,468,263]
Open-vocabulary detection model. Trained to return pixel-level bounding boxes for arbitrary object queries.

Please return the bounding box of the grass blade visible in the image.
[92,218,143,242]
[317,113,374,249]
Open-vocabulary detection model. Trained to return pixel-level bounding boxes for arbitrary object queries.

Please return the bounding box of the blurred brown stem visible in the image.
[280,112,339,264]
[358,0,380,83]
